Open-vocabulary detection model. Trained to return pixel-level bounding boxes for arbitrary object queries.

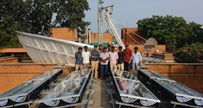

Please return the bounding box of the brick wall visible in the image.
[0,63,76,94]
[0,63,55,94]
[91,32,113,42]
[50,28,78,41]
[121,28,145,45]
[145,63,203,93]
[1,63,202,94]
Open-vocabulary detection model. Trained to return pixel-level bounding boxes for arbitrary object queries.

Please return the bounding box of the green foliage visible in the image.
[24,0,90,34]
[0,0,90,49]
[175,43,203,63]
[137,15,203,49]
[104,29,110,33]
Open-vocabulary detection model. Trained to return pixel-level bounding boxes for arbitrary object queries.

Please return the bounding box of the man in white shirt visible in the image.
[132,47,142,76]
[82,46,90,69]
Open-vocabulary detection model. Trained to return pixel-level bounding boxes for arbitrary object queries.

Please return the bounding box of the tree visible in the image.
[137,15,203,49]
[0,0,90,49]
[104,29,110,33]
[175,42,203,63]
[0,0,28,49]
[187,22,203,44]
[24,0,90,34]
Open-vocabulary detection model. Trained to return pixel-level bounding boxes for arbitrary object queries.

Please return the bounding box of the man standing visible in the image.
[98,44,103,78]
[132,47,142,76]
[117,46,124,71]
[123,44,132,71]
[82,46,90,69]
[100,47,109,80]
[109,46,118,73]
[90,45,100,80]
[75,47,83,71]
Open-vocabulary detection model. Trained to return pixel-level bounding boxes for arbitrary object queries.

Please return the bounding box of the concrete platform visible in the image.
[91,79,111,108]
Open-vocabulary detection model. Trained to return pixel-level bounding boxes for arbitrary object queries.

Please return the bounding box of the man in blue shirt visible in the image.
[75,47,83,71]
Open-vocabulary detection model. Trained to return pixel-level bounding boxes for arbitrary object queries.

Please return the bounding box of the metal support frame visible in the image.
[34,70,94,108]
[115,101,157,108]
[171,101,203,108]
[138,69,203,107]
[0,69,63,108]
[106,74,159,108]
[50,75,94,108]
[104,13,125,49]
[16,31,94,64]
[0,101,33,108]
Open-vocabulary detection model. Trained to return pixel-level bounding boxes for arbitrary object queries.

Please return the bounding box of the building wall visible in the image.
[121,28,145,45]
[0,63,55,94]
[145,63,203,93]
[0,63,75,94]
[91,32,113,43]
[1,63,203,94]
[50,28,78,41]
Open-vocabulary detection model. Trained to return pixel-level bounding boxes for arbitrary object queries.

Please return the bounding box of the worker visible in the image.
[90,45,100,80]
[82,46,90,69]
[75,47,83,72]
[100,47,109,80]
[132,47,142,76]
[109,46,118,73]
[123,44,132,71]
[116,46,124,77]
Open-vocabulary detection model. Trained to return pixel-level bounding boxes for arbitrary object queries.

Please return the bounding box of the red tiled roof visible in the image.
[0,48,26,53]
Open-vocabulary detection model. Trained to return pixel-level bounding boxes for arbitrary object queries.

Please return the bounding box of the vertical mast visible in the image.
[98,0,103,45]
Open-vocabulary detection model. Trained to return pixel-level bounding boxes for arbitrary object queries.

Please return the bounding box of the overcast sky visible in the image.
[85,0,203,33]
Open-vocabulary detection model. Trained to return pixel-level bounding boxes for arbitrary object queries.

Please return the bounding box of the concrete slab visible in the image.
[91,79,111,108]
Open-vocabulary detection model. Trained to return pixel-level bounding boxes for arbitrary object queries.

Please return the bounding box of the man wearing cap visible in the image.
[123,44,132,71]
[90,45,100,80]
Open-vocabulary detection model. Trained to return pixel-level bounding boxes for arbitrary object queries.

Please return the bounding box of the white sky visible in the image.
[85,0,203,33]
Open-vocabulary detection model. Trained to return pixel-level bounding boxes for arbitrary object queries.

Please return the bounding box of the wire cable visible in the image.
[111,19,184,63]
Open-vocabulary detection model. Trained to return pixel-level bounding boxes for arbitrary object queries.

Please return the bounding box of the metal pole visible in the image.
[98,0,103,45]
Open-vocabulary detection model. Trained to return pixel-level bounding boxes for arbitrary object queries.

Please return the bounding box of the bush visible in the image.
[175,42,203,63]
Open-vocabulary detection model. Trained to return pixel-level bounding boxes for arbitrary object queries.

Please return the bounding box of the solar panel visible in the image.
[0,69,62,107]
[110,70,160,107]
[138,69,203,107]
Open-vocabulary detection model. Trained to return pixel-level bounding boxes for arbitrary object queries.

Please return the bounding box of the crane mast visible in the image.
[98,0,103,45]
[104,12,125,49]
[98,1,125,49]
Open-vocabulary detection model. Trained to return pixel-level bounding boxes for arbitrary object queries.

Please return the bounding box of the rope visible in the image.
[111,20,140,45]
[112,20,147,41]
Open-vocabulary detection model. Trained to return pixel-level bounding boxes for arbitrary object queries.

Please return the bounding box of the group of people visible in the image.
[75,44,142,80]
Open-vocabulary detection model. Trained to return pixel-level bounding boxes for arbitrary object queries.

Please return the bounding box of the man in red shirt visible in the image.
[123,44,132,71]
